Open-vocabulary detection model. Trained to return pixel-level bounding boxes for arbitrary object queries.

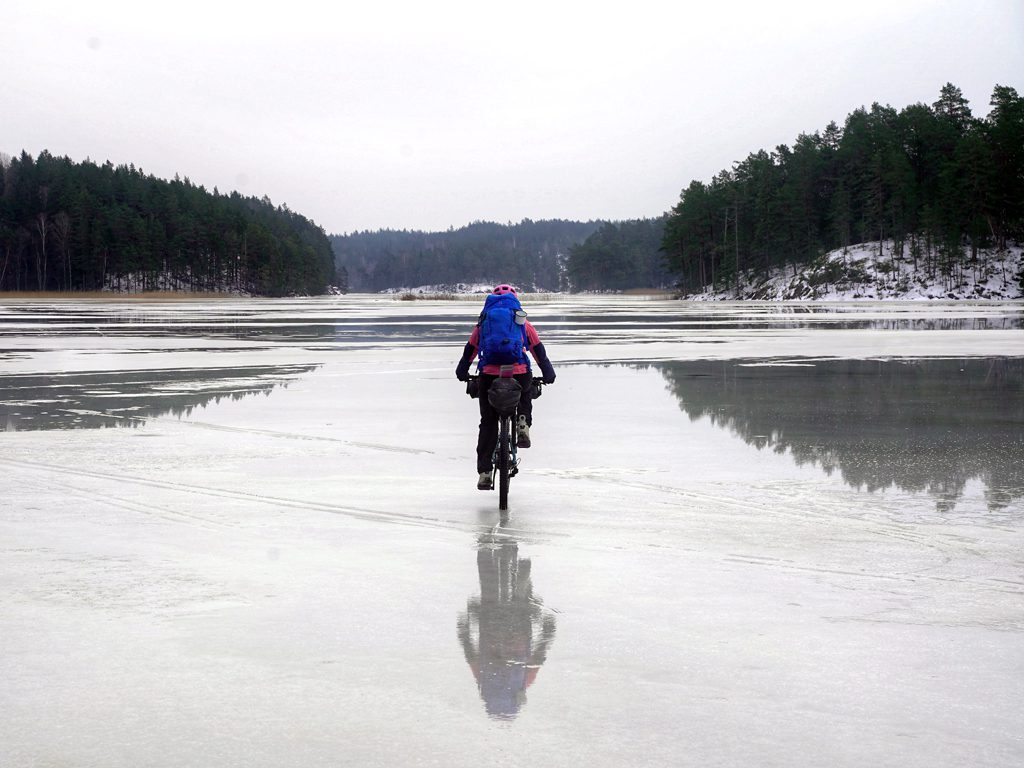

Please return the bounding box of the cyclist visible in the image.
[456,284,556,490]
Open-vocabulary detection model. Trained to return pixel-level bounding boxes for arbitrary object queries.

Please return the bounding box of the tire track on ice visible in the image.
[149,416,434,455]
[537,468,1024,595]
[38,476,236,532]
[63,408,433,455]
[0,457,480,534]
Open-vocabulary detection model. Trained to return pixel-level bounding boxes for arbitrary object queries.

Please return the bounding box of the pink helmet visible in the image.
[492,283,518,296]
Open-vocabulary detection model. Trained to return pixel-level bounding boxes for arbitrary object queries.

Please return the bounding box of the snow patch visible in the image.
[684,242,1024,301]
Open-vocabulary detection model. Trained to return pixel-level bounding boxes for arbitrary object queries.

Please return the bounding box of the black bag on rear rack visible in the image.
[487,378,522,415]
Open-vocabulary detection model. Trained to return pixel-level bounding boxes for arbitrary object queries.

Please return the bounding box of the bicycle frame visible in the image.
[492,409,520,511]
[469,375,542,512]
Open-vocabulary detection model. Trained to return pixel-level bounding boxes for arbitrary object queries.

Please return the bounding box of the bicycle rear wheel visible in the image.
[498,415,511,511]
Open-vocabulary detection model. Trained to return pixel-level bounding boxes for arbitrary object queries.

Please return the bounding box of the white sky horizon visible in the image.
[3,1,1023,234]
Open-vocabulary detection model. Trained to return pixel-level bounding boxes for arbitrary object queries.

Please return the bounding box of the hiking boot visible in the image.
[517,415,531,448]
[477,472,493,490]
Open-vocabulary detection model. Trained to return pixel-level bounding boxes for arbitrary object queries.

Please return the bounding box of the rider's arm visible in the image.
[526,323,556,383]
[455,327,479,381]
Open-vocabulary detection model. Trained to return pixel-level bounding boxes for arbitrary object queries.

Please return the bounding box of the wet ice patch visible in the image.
[5,548,249,615]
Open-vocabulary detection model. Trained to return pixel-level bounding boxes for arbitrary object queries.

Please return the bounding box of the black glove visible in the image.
[534,344,556,384]
[455,343,474,381]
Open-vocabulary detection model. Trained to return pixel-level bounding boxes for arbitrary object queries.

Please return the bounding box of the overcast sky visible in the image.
[4,1,1023,234]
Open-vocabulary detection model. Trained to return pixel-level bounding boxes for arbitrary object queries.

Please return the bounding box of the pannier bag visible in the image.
[487,378,522,415]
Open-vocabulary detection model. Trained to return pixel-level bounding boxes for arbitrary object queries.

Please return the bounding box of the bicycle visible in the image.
[467,375,543,512]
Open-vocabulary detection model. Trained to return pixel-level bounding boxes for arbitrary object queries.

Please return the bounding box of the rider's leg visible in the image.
[513,372,533,448]
[514,372,533,425]
[476,374,499,474]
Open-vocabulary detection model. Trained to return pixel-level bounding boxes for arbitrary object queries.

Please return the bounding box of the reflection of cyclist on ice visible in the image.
[455,284,556,490]
[457,533,557,720]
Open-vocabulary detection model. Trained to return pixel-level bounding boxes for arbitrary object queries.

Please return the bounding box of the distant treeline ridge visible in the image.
[331,219,600,292]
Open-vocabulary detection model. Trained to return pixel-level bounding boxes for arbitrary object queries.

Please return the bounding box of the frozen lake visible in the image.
[2,296,1023,767]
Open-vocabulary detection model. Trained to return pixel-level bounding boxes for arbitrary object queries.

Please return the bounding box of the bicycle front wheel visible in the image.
[498,415,511,511]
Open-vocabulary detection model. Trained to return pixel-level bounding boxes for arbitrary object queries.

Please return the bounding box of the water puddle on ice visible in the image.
[0,365,318,430]
[642,356,1024,514]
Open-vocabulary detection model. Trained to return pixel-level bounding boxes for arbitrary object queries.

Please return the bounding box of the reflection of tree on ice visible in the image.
[457,533,557,719]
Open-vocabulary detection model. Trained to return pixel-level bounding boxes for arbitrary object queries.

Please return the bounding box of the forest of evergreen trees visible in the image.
[0,151,337,296]
[565,217,671,290]
[660,84,1024,293]
[331,219,599,292]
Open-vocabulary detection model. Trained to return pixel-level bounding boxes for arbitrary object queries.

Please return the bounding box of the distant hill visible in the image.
[0,151,336,296]
[331,219,600,292]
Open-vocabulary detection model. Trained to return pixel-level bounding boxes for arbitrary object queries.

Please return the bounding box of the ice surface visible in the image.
[1,296,1022,767]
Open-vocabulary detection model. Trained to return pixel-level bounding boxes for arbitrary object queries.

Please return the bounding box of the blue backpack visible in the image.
[477,293,528,368]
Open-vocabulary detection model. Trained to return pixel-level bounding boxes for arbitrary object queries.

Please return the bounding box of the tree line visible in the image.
[565,216,671,290]
[331,219,599,292]
[7,82,1017,298]
[0,151,337,296]
[659,83,1024,293]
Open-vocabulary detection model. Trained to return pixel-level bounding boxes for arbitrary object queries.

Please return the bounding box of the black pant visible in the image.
[476,373,534,473]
